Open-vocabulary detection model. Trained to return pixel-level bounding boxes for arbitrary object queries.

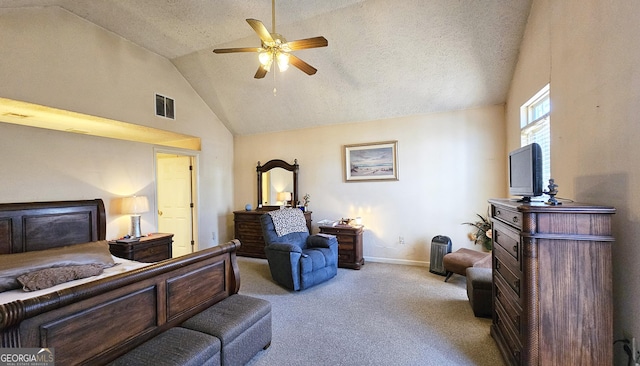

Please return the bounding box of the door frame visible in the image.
[153,147,200,254]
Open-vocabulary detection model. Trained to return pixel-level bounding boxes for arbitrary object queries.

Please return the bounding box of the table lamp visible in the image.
[121,195,149,238]
[277,191,292,207]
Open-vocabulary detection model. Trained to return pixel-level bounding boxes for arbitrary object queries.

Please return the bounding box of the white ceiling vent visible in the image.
[155,93,174,119]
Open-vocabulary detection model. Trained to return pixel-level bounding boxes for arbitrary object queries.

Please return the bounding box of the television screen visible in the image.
[509,143,543,201]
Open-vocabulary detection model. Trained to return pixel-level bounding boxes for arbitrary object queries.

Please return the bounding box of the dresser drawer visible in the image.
[495,300,523,365]
[135,244,170,262]
[495,254,521,299]
[236,221,262,231]
[493,205,523,230]
[336,236,355,249]
[334,234,356,248]
[338,251,354,263]
[493,222,521,266]
[323,227,355,235]
[495,275,522,335]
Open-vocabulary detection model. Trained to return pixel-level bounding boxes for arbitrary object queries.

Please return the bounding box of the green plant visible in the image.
[463,213,492,251]
[303,193,310,207]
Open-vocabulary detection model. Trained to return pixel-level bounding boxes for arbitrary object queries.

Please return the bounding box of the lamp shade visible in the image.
[276,191,291,204]
[121,195,149,214]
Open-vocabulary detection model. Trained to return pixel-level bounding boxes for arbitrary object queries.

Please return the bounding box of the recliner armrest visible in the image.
[307,234,338,248]
[265,243,302,253]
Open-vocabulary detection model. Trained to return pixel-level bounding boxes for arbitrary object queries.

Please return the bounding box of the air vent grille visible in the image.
[155,94,175,119]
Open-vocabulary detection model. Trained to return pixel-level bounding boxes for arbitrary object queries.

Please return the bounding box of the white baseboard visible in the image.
[364,256,429,267]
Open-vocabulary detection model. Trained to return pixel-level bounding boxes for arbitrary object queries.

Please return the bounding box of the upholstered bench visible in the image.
[181,294,272,366]
[107,327,221,366]
[466,267,493,318]
[442,248,491,282]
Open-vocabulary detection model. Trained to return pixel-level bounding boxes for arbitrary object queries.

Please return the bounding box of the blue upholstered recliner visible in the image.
[260,209,338,291]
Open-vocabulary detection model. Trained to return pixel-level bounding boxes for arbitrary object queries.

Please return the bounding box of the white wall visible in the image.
[505,0,640,363]
[0,7,234,248]
[234,106,507,265]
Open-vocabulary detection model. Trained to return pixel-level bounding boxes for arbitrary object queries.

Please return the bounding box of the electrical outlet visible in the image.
[623,330,639,366]
[398,236,405,245]
[212,231,216,241]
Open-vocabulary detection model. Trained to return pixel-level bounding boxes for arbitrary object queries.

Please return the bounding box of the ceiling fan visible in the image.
[213,0,328,79]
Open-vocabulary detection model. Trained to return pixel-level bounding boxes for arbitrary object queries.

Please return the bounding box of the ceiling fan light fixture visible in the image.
[262,59,273,72]
[277,52,290,72]
[212,0,327,80]
[258,50,272,66]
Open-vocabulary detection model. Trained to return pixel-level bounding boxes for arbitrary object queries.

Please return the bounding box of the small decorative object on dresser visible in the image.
[319,224,364,269]
[489,198,615,366]
[108,233,174,262]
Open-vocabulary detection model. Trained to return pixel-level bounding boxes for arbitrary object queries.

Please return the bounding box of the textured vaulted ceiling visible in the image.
[0,0,531,135]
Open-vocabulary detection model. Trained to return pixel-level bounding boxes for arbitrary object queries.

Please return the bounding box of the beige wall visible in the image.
[234,106,507,265]
[0,7,234,248]
[506,0,640,362]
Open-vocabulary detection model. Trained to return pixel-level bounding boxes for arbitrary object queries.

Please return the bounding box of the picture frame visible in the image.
[344,141,398,182]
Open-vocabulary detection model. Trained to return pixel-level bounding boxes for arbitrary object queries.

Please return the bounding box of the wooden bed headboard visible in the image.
[0,199,106,255]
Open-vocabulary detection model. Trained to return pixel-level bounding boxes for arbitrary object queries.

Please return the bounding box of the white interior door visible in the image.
[156,153,195,257]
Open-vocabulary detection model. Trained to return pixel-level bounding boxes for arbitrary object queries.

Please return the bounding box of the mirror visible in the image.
[257,159,299,208]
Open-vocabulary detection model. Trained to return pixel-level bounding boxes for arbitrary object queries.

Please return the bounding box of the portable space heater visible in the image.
[429,235,452,275]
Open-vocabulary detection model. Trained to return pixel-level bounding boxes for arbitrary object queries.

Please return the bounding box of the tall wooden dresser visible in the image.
[488,199,615,366]
[233,210,312,258]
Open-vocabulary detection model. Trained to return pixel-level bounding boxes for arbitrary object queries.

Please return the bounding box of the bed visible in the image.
[0,199,240,365]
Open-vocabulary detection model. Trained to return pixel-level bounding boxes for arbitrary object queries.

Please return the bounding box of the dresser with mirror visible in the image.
[234,159,312,258]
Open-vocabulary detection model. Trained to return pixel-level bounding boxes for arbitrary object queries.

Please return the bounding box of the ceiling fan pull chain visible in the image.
[273,67,277,96]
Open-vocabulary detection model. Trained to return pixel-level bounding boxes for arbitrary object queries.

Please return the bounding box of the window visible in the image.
[520,84,551,186]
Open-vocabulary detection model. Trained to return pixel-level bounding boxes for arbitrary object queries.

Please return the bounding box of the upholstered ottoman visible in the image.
[466,267,493,318]
[442,248,491,282]
[107,327,221,366]
[181,294,272,366]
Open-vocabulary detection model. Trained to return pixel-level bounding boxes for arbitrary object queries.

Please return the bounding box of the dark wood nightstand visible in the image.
[109,233,173,262]
[319,225,364,269]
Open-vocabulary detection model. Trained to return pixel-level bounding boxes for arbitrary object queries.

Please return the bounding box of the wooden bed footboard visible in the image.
[0,239,241,365]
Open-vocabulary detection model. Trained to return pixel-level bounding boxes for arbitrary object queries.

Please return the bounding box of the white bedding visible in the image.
[0,255,152,305]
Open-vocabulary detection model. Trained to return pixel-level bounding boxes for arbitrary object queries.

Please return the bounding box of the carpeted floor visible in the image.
[238,257,505,366]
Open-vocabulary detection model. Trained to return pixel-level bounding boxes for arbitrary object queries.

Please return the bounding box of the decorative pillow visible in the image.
[0,240,115,292]
[17,264,104,291]
[268,208,309,237]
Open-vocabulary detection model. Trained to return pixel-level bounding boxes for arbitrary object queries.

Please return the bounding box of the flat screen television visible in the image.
[509,143,543,202]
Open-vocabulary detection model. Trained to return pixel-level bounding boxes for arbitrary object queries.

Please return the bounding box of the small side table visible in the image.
[319,225,364,270]
[109,233,174,262]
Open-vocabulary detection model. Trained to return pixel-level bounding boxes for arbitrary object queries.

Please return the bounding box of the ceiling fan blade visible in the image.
[213,47,260,54]
[254,66,268,79]
[246,19,274,44]
[289,54,318,76]
[287,36,328,51]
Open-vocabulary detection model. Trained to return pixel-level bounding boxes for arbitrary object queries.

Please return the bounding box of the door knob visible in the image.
[158,210,163,216]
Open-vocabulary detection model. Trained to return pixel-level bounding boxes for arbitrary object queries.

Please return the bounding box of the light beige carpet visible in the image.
[238,257,505,366]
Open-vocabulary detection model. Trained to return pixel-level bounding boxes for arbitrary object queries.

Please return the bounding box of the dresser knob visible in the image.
[495,261,501,270]
[496,210,501,216]
[513,279,520,290]
[512,244,518,253]
[512,216,519,223]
